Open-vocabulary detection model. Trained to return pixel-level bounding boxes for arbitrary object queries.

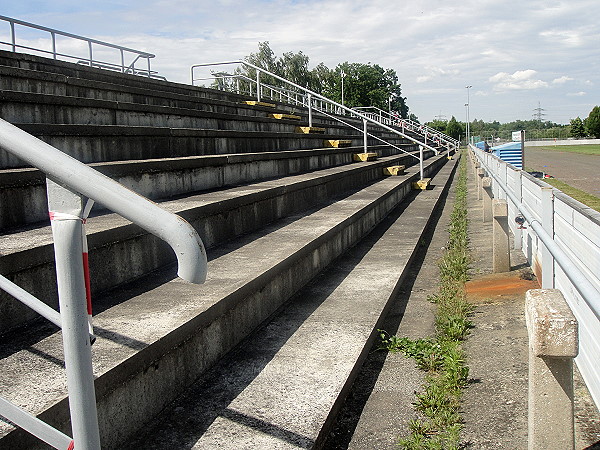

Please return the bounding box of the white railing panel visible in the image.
[471,144,600,410]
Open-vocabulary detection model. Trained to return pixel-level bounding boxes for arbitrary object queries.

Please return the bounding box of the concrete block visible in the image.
[525,289,578,358]
[352,152,377,162]
[269,113,301,120]
[244,101,276,107]
[525,289,578,450]
[324,139,352,148]
[492,199,510,272]
[482,176,492,223]
[412,178,431,190]
[477,168,485,200]
[296,126,326,134]
[383,165,405,176]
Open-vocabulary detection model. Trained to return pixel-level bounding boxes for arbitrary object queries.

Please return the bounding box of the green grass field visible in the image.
[542,178,600,212]
[534,144,600,156]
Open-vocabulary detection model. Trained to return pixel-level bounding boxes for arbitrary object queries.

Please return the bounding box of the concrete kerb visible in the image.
[526,289,579,450]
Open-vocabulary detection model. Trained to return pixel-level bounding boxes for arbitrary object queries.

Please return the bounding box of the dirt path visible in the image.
[524,147,600,196]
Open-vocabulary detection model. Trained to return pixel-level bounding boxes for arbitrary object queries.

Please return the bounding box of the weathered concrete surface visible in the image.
[0,157,448,449]
[324,156,455,450]
[0,153,437,333]
[340,150,600,449]
[526,289,578,450]
[120,155,457,449]
[492,199,510,273]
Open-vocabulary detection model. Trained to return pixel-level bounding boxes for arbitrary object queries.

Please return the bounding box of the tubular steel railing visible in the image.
[0,15,161,79]
[0,118,207,449]
[352,106,460,153]
[191,61,457,179]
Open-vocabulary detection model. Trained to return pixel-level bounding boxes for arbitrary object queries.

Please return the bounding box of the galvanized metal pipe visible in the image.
[0,397,73,449]
[0,119,207,284]
[48,182,101,450]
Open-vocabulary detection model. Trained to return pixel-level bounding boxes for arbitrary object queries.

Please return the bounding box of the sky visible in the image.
[1,0,598,124]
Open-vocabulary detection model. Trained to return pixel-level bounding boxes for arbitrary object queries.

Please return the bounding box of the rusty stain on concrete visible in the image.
[466,270,539,304]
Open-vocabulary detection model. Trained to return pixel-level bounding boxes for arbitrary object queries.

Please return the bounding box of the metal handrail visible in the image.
[191,61,451,179]
[352,106,460,150]
[470,144,600,320]
[0,118,207,449]
[0,15,158,78]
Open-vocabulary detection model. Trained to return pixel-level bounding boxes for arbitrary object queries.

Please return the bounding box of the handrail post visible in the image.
[10,20,15,52]
[146,56,151,78]
[363,118,368,153]
[51,32,56,59]
[541,187,555,288]
[88,41,93,67]
[308,93,313,127]
[46,179,101,450]
[120,49,125,73]
[419,145,424,179]
[256,70,261,102]
[526,289,578,450]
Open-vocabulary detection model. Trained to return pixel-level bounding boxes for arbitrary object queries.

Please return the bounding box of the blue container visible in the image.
[492,142,522,169]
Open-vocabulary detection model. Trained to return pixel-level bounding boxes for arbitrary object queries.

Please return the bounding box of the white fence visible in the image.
[471,145,600,409]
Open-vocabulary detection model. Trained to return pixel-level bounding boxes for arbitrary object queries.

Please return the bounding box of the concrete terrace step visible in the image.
[0,50,255,104]
[124,154,459,449]
[0,151,436,332]
[0,124,379,169]
[0,155,450,449]
[1,143,416,229]
[0,90,312,131]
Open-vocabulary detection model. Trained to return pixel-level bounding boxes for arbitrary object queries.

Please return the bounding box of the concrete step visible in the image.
[123,155,459,449]
[0,151,435,332]
[0,123,413,170]
[1,143,418,229]
[0,49,257,104]
[0,154,449,449]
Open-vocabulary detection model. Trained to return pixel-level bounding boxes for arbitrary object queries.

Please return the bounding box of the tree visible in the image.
[445,116,463,140]
[328,62,408,116]
[570,117,586,138]
[239,43,410,117]
[585,106,600,138]
[426,119,447,132]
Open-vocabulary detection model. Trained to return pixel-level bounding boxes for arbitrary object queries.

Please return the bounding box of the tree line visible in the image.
[426,106,600,142]
[223,42,600,141]
[233,42,410,118]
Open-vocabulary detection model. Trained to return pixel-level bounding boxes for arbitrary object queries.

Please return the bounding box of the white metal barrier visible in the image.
[471,144,600,409]
[0,14,162,79]
[191,61,460,179]
[0,118,207,449]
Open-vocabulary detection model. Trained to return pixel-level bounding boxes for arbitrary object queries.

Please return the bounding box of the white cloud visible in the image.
[489,70,548,91]
[416,66,460,83]
[567,91,586,97]
[4,0,600,122]
[552,76,573,84]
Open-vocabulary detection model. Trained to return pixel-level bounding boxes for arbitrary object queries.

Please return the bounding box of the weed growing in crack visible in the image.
[379,152,472,449]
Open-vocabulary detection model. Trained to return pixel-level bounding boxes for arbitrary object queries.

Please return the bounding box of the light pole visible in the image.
[465,85,472,144]
[464,103,468,146]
